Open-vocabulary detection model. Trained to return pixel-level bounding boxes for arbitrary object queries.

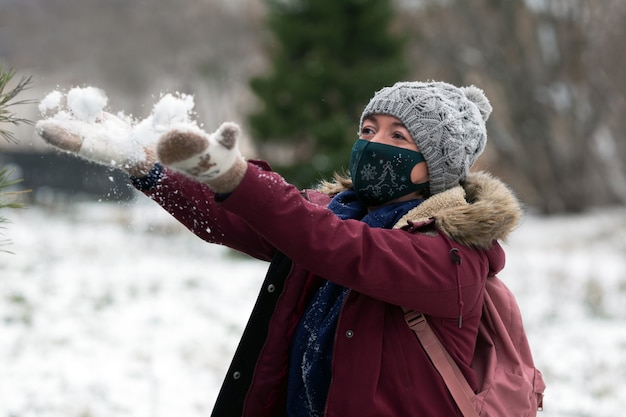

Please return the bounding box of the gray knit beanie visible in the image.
[359,81,492,195]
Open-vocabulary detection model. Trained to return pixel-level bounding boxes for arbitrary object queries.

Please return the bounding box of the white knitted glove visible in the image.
[36,112,156,177]
[35,87,166,177]
[157,122,248,193]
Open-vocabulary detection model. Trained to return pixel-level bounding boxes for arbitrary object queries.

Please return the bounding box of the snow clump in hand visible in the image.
[131,92,199,149]
[37,86,201,170]
[67,86,109,123]
[38,90,64,115]
[39,87,109,123]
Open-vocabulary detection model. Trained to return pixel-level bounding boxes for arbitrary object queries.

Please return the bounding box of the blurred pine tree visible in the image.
[247,0,407,187]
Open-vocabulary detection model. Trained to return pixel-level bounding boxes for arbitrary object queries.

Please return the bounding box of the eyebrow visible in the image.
[363,115,377,124]
[364,114,408,129]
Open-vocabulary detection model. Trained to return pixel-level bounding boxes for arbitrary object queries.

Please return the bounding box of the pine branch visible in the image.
[0,65,33,253]
[0,167,28,253]
[0,65,34,143]
[0,167,25,208]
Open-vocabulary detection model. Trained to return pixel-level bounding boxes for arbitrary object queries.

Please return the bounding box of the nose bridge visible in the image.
[370,130,385,143]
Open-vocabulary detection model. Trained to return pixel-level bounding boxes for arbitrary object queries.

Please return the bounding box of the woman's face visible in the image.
[360,114,429,185]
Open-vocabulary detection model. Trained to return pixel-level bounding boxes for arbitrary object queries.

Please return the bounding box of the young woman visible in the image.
[37,81,522,417]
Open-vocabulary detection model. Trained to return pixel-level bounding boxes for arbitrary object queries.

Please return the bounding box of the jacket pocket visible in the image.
[385,311,417,389]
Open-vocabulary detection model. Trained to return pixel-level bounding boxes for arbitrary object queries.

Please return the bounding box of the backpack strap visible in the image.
[404,309,480,417]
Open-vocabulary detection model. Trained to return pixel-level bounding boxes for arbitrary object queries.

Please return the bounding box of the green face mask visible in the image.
[349,139,429,207]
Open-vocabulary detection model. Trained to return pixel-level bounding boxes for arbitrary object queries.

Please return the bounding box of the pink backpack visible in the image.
[405,275,546,416]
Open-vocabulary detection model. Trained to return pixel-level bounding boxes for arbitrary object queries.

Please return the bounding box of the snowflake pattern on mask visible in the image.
[360,160,408,200]
[360,163,377,181]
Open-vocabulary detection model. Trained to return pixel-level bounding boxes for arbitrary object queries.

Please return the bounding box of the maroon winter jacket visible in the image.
[136,161,522,417]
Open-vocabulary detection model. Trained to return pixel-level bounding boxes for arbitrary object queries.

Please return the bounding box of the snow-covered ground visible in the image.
[1,195,625,417]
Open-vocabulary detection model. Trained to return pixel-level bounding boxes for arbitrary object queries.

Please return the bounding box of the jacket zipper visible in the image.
[241,258,295,417]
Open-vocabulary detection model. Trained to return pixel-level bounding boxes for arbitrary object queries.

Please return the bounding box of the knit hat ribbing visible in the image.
[359,81,492,195]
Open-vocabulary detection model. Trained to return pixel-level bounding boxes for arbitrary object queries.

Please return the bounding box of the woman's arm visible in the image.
[136,163,278,262]
[219,163,490,318]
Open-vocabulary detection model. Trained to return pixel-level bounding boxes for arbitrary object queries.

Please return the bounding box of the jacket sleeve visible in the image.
[135,162,277,262]
[220,162,490,319]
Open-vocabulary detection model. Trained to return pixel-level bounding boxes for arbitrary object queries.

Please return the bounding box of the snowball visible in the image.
[66,87,108,123]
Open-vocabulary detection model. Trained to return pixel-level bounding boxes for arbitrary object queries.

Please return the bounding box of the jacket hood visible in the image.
[393,171,523,249]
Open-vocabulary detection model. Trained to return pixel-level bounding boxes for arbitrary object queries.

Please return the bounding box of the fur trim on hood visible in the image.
[392,172,523,249]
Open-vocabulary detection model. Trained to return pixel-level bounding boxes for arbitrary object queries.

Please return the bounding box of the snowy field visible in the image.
[1,194,625,417]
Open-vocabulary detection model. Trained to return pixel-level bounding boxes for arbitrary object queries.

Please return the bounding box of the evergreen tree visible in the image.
[248,0,407,187]
[0,65,32,252]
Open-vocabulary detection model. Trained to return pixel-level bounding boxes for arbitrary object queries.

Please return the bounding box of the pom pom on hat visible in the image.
[460,85,492,122]
[359,81,491,195]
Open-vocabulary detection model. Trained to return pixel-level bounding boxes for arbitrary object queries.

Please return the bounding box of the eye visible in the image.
[360,125,376,137]
[392,131,409,141]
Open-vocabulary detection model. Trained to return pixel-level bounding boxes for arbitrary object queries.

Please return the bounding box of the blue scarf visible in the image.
[286,190,422,417]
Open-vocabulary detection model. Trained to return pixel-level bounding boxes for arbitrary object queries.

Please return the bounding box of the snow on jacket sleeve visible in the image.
[136,162,278,262]
[221,162,490,319]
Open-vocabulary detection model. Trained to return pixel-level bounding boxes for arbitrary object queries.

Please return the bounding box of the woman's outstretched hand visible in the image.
[157,122,248,194]
[35,87,247,189]
[36,111,157,177]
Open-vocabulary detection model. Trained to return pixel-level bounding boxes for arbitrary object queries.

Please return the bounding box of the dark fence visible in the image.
[0,151,136,204]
